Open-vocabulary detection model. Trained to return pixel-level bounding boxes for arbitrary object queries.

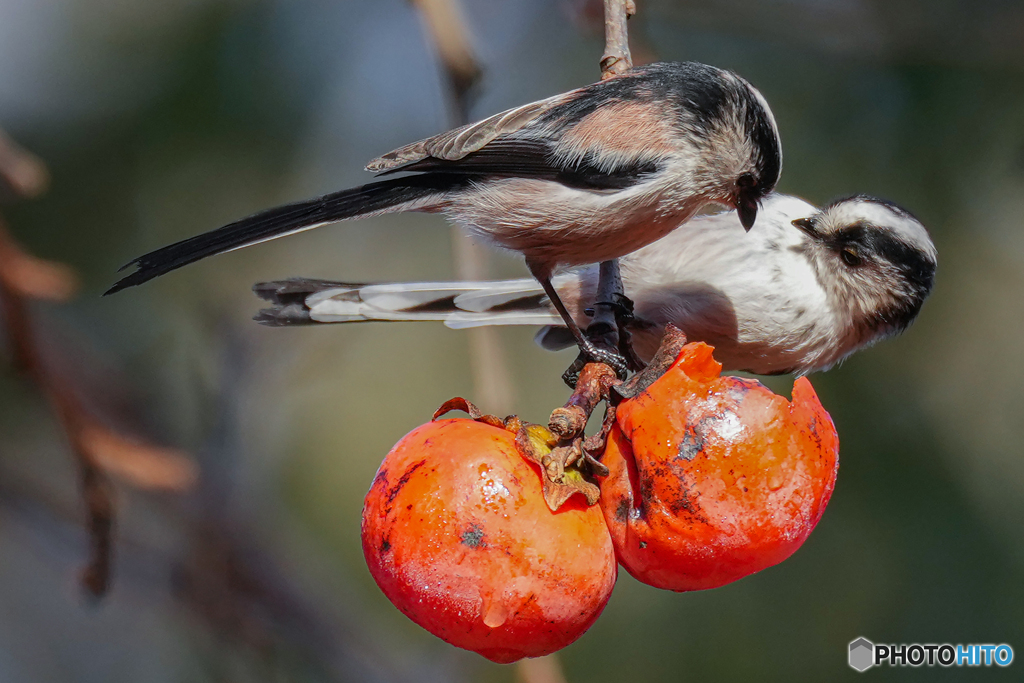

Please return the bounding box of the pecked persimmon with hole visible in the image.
[361,404,617,663]
[599,341,840,592]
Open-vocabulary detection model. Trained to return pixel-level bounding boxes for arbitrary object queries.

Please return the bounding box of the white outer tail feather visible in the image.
[303,279,567,328]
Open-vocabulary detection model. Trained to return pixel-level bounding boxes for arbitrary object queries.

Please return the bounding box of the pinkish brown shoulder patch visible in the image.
[559,100,677,159]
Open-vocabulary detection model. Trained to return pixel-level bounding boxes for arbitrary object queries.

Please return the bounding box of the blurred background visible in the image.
[1,0,1023,681]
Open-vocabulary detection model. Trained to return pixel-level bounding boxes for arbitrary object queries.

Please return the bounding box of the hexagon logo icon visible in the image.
[849,637,875,672]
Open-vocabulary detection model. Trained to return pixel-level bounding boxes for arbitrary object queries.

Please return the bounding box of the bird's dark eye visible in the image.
[737,173,756,189]
[840,248,863,267]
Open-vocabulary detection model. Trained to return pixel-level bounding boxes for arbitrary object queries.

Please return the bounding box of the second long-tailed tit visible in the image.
[104,61,782,368]
[254,194,936,376]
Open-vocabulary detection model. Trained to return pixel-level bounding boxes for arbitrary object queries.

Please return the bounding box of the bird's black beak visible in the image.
[792,217,818,237]
[737,195,758,231]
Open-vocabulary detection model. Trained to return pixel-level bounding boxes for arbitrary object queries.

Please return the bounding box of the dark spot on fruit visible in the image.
[639,540,647,549]
[386,459,427,505]
[743,486,749,493]
[805,413,825,451]
[461,523,487,548]
[615,498,630,523]
[678,426,704,461]
[406,504,413,511]
[380,538,391,553]
[639,476,656,518]
[727,382,753,402]
[669,474,710,523]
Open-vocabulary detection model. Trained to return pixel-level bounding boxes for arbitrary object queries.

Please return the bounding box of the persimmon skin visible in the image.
[362,419,617,663]
[600,342,839,592]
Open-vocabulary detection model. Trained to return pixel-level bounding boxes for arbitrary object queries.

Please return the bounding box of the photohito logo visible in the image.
[848,637,1014,671]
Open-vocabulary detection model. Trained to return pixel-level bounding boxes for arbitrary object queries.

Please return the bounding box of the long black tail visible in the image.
[105,174,468,295]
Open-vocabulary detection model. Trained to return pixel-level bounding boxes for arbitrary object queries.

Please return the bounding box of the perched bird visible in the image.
[253,194,937,376]
[105,61,782,368]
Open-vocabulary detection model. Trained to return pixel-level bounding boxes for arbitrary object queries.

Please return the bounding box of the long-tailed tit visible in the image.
[254,194,936,376]
[105,62,782,368]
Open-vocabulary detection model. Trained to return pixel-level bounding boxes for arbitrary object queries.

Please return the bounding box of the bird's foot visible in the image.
[562,292,644,386]
[561,340,629,387]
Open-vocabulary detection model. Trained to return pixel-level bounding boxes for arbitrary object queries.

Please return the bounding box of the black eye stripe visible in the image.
[832,221,871,245]
[831,222,935,291]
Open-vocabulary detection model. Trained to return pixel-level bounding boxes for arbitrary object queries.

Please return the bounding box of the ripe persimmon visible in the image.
[362,417,617,663]
[600,342,839,591]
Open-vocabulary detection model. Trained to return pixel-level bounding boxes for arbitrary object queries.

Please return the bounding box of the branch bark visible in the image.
[600,0,636,79]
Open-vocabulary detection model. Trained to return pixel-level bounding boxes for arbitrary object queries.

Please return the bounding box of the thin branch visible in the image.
[600,0,636,79]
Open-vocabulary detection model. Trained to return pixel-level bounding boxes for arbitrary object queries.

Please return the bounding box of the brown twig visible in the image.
[612,324,688,401]
[548,363,618,441]
[600,0,636,79]
[551,0,642,436]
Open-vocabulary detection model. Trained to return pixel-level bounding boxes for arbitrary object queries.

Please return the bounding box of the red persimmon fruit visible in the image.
[362,417,617,663]
[600,342,839,592]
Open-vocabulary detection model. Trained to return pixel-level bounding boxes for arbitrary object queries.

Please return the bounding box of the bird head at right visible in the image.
[792,195,937,345]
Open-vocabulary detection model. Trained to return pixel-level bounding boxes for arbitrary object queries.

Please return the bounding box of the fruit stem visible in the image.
[548,363,618,441]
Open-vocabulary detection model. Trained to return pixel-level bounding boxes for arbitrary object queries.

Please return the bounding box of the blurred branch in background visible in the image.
[411,0,482,122]
[412,0,517,419]
[0,132,197,596]
[0,129,49,200]
[0,131,427,681]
